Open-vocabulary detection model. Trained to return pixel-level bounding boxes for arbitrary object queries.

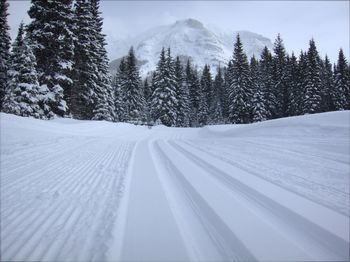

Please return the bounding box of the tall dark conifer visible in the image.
[211,66,224,124]
[71,0,97,119]
[320,56,335,112]
[259,47,275,119]
[124,47,144,123]
[27,0,75,117]
[186,60,200,126]
[250,56,267,122]
[228,34,253,124]
[198,64,212,126]
[113,58,127,122]
[174,56,190,127]
[302,39,322,114]
[272,34,288,118]
[91,0,114,121]
[0,0,11,110]
[3,23,44,118]
[151,48,177,126]
[333,49,349,110]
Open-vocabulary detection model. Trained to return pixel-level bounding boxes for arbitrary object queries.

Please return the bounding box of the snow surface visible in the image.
[1,111,349,261]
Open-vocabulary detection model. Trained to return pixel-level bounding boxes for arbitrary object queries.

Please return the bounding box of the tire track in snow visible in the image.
[153,141,257,261]
[169,141,349,261]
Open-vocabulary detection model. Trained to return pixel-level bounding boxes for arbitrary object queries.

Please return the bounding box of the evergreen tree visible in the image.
[333,49,349,110]
[124,47,145,123]
[174,56,190,127]
[3,23,45,118]
[222,62,233,122]
[150,48,177,126]
[198,64,212,126]
[250,56,267,122]
[71,0,97,119]
[285,52,299,116]
[272,34,288,118]
[302,39,322,114]
[91,0,114,121]
[259,46,275,119]
[113,58,127,122]
[228,34,253,124]
[211,66,224,124]
[0,0,11,110]
[27,0,75,117]
[320,55,335,112]
[186,60,200,127]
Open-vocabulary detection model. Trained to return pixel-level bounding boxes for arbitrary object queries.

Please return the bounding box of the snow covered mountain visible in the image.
[108,18,273,77]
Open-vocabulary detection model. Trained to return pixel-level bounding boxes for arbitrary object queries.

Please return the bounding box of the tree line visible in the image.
[1,0,349,127]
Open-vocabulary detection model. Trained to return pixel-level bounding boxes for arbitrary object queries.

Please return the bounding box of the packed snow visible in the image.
[1,111,349,261]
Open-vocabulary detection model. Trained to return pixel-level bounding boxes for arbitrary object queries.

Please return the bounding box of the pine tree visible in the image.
[91,0,114,121]
[211,66,224,124]
[198,64,212,126]
[333,49,349,110]
[285,52,299,116]
[113,58,127,122]
[27,0,75,117]
[302,39,322,114]
[228,34,253,124]
[150,48,177,126]
[71,0,97,119]
[174,56,190,127]
[272,34,288,118]
[186,60,200,126]
[250,56,267,122]
[124,47,145,123]
[320,55,335,112]
[259,46,275,119]
[3,23,45,118]
[0,0,11,111]
[222,62,232,122]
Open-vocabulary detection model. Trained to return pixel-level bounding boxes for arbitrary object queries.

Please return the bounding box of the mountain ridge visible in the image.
[108,18,273,77]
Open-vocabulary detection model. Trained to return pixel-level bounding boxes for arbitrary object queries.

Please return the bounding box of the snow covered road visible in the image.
[1,112,349,261]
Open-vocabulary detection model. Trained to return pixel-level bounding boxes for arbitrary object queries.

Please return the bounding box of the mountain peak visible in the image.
[174,18,204,29]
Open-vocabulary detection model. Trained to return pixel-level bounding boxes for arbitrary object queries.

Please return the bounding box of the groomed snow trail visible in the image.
[1,111,349,261]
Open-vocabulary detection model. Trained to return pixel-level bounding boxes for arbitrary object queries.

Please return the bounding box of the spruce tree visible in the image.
[3,23,45,118]
[71,0,97,119]
[250,56,267,122]
[113,58,127,122]
[186,60,200,126]
[284,53,298,116]
[198,64,212,126]
[302,39,322,114]
[228,34,253,124]
[124,47,145,123]
[27,0,75,117]
[320,55,335,112]
[0,0,11,110]
[259,46,275,119]
[174,56,190,127]
[211,66,224,124]
[222,62,233,122]
[333,49,349,110]
[91,0,114,121]
[150,48,177,126]
[272,34,288,118]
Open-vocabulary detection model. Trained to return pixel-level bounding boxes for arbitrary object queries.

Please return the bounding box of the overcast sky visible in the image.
[8,0,349,62]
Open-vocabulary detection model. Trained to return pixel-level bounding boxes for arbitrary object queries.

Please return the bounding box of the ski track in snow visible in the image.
[1,112,349,261]
[1,133,136,261]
